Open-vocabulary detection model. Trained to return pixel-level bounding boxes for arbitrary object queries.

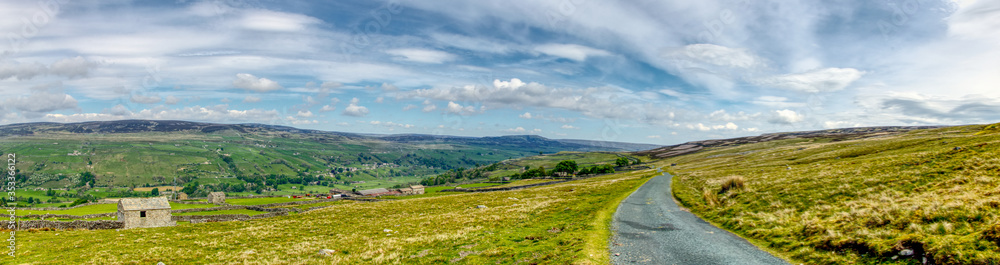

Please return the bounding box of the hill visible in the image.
[0,120,656,190]
[650,123,1000,264]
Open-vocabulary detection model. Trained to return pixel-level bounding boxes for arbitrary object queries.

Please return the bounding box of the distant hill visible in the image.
[635,126,942,159]
[0,120,658,188]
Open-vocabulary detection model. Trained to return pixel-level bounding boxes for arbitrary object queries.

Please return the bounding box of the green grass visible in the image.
[12,169,659,264]
[225,197,315,206]
[663,124,1000,264]
[269,200,357,211]
[15,203,118,216]
[481,179,561,189]
[172,209,267,216]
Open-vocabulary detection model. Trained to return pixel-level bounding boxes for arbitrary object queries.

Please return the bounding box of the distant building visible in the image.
[117,197,176,229]
[398,188,413,195]
[358,188,392,196]
[208,192,225,204]
[176,192,188,200]
[409,185,425,195]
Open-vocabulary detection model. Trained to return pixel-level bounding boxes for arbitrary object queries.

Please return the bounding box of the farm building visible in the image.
[398,188,413,195]
[208,192,226,204]
[176,192,188,200]
[410,185,425,195]
[358,188,394,196]
[117,197,176,229]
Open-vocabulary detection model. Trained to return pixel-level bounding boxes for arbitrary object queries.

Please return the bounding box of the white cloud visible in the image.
[342,98,369,117]
[750,96,806,108]
[560,124,578,129]
[164,96,181,105]
[48,56,98,78]
[321,81,343,89]
[0,57,97,80]
[130,94,162,104]
[296,110,313,118]
[44,105,281,124]
[769,109,805,124]
[232,73,283,92]
[402,104,418,111]
[504,127,526,133]
[519,112,532,119]
[4,92,78,118]
[823,121,862,129]
[404,78,655,122]
[753,68,864,93]
[422,104,437,112]
[381,83,399,91]
[386,48,458,64]
[534,44,612,61]
[709,109,761,121]
[243,96,261,103]
[446,101,480,115]
[647,135,661,139]
[239,9,321,32]
[375,97,384,103]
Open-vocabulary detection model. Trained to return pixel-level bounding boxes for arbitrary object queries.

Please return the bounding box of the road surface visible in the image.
[610,170,789,264]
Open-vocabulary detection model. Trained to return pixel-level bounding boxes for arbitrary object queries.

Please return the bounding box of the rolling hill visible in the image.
[0,120,658,188]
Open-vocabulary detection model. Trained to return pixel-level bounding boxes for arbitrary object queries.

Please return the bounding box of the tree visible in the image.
[78,172,96,187]
[151,188,160,196]
[615,157,630,167]
[555,160,578,174]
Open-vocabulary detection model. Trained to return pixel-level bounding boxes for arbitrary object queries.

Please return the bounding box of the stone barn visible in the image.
[409,185,425,195]
[117,197,176,229]
[208,192,225,204]
[176,192,188,200]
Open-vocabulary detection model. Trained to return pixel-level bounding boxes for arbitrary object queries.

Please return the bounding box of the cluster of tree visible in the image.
[615,157,642,167]
[419,163,499,186]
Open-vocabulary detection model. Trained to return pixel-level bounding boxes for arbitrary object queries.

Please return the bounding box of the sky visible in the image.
[0,0,998,145]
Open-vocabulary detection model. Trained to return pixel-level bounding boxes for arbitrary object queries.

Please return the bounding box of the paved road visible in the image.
[610,170,789,265]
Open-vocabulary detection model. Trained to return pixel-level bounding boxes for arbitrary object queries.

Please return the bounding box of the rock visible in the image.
[383,229,393,232]
[477,205,487,209]
[157,262,165,265]
[899,249,914,256]
[318,249,336,256]
[614,253,620,256]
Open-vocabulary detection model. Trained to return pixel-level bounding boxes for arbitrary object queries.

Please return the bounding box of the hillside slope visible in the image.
[652,124,1000,264]
[0,120,655,188]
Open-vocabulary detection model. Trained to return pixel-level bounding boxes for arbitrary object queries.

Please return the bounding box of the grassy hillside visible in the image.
[0,120,654,191]
[13,169,658,264]
[659,124,1000,264]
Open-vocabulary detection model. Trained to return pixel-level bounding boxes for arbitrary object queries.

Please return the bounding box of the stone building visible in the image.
[117,197,176,229]
[208,192,225,204]
[409,185,425,195]
[358,188,392,196]
[176,192,188,200]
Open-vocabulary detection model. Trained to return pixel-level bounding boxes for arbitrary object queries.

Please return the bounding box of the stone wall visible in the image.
[15,220,123,230]
[16,201,113,211]
[17,212,115,220]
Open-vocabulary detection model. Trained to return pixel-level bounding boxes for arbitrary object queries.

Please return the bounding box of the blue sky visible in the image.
[1,0,998,144]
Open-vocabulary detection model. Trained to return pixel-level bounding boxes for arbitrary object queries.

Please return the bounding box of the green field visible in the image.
[663,124,1000,264]
[172,209,267,216]
[13,169,658,264]
[225,197,315,206]
[15,202,216,216]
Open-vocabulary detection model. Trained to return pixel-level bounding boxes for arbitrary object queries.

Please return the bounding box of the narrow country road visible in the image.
[610,169,789,265]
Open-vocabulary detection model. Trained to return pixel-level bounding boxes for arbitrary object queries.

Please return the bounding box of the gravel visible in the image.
[610,170,790,265]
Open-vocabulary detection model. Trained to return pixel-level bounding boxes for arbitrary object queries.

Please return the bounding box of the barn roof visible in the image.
[358,188,390,195]
[410,185,425,189]
[119,197,171,211]
[209,192,225,196]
